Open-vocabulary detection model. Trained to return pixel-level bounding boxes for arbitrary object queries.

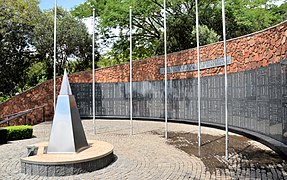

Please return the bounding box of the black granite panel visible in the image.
[71,62,287,146]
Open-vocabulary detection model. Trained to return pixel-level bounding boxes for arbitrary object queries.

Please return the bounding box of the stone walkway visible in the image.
[0,120,286,179]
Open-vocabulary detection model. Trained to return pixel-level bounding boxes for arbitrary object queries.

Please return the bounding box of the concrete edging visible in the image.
[20,140,115,176]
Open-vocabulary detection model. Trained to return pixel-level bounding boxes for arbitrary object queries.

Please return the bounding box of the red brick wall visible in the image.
[0,79,62,126]
[70,21,287,83]
[1,20,287,125]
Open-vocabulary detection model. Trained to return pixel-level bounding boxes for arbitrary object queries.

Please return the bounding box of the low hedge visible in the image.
[5,125,33,141]
[0,128,8,144]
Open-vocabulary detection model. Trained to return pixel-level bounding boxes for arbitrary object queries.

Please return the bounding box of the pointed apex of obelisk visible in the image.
[59,69,72,95]
[47,68,88,153]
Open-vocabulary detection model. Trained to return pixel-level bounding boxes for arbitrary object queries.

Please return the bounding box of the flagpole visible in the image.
[129,6,133,135]
[92,8,96,135]
[164,0,168,139]
[195,0,201,148]
[53,0,57,110]
[222,0,229,160]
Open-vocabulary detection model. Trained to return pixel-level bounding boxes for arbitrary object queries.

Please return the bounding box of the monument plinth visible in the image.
[21,70,114,176]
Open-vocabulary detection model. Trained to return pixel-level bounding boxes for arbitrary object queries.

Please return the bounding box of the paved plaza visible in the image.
[0,120,286,179]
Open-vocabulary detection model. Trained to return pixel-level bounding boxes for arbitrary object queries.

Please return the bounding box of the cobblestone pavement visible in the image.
[0,120,286,179]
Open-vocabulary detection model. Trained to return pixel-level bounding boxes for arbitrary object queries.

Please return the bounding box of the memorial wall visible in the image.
[71,61,286,144]
[0,21,287,148]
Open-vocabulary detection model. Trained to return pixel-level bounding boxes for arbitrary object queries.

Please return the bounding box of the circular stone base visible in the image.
[20,140,114,176]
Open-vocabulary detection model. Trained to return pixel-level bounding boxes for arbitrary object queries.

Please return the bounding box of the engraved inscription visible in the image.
[160,56,232,74]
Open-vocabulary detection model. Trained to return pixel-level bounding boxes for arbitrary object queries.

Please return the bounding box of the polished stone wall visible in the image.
[71,60,287,144]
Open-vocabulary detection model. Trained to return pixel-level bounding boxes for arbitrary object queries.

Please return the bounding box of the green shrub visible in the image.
[5,125,33,141]
[0,128,8,144]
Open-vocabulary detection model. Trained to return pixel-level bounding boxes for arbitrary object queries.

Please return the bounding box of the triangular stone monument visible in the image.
[47,69,88,153]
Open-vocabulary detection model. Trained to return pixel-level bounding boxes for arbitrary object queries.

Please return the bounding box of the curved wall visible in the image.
[0,21,287,150]
[71,60,287,143]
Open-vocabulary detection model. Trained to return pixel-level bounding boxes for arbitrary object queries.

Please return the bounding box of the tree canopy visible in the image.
[0,0,40,96]
[0,0,98,100]
[72,0,287,67]
[33,7,99,79]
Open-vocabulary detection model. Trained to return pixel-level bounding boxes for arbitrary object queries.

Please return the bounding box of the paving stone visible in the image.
[0,120,286,179]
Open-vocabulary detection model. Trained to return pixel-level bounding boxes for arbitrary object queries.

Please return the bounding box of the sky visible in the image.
[39,0,86,10]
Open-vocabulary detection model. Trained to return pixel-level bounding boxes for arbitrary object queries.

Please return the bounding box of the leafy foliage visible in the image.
[199,0,287,39]
[72,0,287,67]
[0,2,98,100]
[33,7,99,79]
[5,125,33,141]
[0,0,40,97]
[22,62,48,90]
[0,95,10,103]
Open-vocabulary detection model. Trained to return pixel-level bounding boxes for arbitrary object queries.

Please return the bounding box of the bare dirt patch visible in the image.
[152,131,287,172]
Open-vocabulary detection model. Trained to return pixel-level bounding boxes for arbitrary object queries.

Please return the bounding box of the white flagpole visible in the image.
[195,0,201,147]
[222,0,229,160]
[164,0,168,139]
[53,0,57,110]
[129,6,133,135]
[92,9,96,134]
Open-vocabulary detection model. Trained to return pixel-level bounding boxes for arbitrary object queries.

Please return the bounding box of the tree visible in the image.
[23,62,47,90]
[0,0,40,97]
[33,8,99,79]
[0,2,99,101]
[72,0,287,67]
